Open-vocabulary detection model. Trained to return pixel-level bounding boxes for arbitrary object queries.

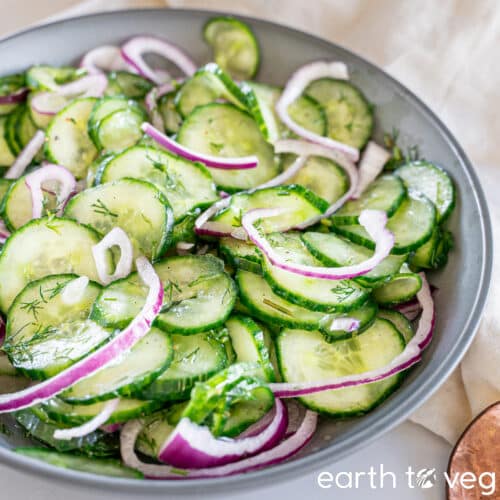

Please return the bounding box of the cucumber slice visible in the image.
[332,191,437,254]
[219,236,262,272]
[64,178,173,261]
[91,255,237,334]
[301,231,406,285]
[236,270,329,330]
[98,146,218,221]
[0,217,109,312]
[171,211,198,245]
[15,410,119,456]
[226,315,276,381]
[15,448,143,479]
[4,106,23,155]
[4,274,109,379]
[1,174,58,231]
[203,17,260,80]
[332,175,406,224]
[281,154,348,204]
[323,300,378,341]
[378,309,414,343]
[45,98,98,179]
[61,327,173,404]
[41,397,161,426]
[177,103,279,191]
[137,332,228,401]
[0,178,13,204]
[106,71,153,99]
[372,273,422,306]
[158,91,183,134]
[261,232,368,312]
[305,78,374,149]
[213,184,328,232]
[0,74,25,115]
[28,92,55,129]
[395,161,455,222]
[277,319,405,416]
[0,116,16,166]
[15,106,38,149]
[26,65,83,91]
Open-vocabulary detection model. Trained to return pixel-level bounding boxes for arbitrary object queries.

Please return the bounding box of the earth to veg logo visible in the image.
[317,465,496,496]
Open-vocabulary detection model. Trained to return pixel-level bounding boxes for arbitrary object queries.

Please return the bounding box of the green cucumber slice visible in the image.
[26,66,83,91]
[15,448,143,479]
[137,332,228,401]
[4,106,24,155]
[219,236,262,272]
[301,231,406,285]
[158,91,183,134]
[4,274,108,379]
[0,116,16,166]
[15,410,119,456]
[277,319,405,416]
[331,175,406,224]
[226,315,276,381]
[0,74,25,115]
[0,217,109,312]
[106,71,153,99]
[372,273,422,306]
[91,255,237,334]
[28,92,55,129]
[41,397,161,426]
[261,232,368,312]
[97,145,217,221]
[323,300,378,341]
[177,103,279,191]
[45,97,98,179]
[395,161,455,222]
[378,309,414,343]
[64,178,173,261]
[61,327,173,404]
[332,191,436,254]
[305,78,374,149]
[213,184,328,232]
[203,16,260,80]
[15,106,38,149]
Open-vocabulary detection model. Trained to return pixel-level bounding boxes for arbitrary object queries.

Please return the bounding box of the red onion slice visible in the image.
[0,87,29,105]
[158,399,287,468]
[53,398,119,440]
[24,164,76,219]
[257,156,307,190]
[144,83,175,130]
[92,227,134,285]
[242,208,394,280]
[30,74,108,116]
[275,61,359,162]
[329,318,361,332]
[0,256,163,413]
[0,219,11,244]
[80,45,132,74]
[270,273,434,397]
[121,36,197,84]
[142,123,258,170]
[4,130,45,180]
[274,139,359,228]
[352,141,391,198]
[61,276,90,305]
[120,408,317,478]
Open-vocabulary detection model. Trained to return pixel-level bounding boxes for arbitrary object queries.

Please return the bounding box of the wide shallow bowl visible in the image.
[0,8,492,496]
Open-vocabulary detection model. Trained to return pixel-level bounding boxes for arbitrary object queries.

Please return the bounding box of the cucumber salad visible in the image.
[0,16,454,480]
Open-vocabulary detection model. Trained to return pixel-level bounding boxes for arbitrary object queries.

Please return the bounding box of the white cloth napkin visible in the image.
[16,0,500,445]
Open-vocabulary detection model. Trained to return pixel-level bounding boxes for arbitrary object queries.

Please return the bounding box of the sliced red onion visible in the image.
[100,423,122,434]
[218,190,230,199]
[80,45,131,74]
[257,155,308,190]
[0,87,29,105]
[144,83,175,131]
[330,318,361,332]
[274,139,359,228]
[53,398,119,440]
[242,208,393,280]
[121,36,197,85]
[142,123,258,170]
[120,409,317,479]
[0,256,163,413]
[352,141,391,198]
[270,273,434,397]
[158,399,287,468]
[275,61,359,162]
[0,317,5,347]
[61,276,90,305]
[92,227,134,285]
[176,241,195,256]
[395,301,421,321]
[0,219,11,245]
[31,74,108,116]
[4,130,45,180]
[25,164,76,219]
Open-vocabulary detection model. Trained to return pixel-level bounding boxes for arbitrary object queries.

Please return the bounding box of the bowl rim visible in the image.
[0,7,493,495]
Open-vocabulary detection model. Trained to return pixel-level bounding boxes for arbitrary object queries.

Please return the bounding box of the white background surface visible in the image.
[0,2,455,498]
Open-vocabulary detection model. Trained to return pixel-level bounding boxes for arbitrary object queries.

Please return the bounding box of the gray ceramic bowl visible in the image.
[0,8,492,496]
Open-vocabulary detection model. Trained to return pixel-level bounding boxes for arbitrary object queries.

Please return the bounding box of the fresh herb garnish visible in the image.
[91,198,118,218]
